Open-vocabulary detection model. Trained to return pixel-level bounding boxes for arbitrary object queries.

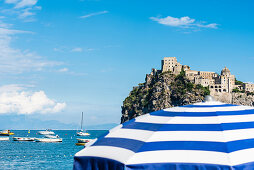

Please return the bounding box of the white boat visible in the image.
[0,137,9,141]
[44,135,60,139]
[76,138,91,143]
[77,112,90,136]
[34,138,62,143]
[13,137,35,141]
[38,129,55,135]
[77,131,90,136]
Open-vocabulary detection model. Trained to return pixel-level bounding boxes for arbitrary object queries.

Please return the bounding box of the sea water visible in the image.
[0,130,108,169]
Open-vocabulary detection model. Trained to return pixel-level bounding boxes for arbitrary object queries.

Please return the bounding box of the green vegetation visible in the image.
[196,84,210,96]
[235,78,244,85]
[232,88,240,93]
[247,92,254,96]
[232,88,246,93]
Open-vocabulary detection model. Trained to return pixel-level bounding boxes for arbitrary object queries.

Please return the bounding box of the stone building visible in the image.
[161,57,252,94]
[243,83,254,92]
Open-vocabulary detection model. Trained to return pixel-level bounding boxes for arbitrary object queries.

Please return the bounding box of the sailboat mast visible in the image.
[81,112,83,130]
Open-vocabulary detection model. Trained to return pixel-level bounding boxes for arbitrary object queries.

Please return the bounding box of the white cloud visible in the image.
[71,47,83,52]
[14,0,38,9]
[0,84,66,114]
[0,27,61,74]
[150,16,218,30]
[4,0,19,4]
[58,68,69,72]
[80,11,108,19]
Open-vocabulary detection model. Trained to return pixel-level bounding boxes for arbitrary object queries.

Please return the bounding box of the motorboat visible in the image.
[76,138,91,143]
[38,129,55,135]
[34,138,62,143]
[0,137,9,141]
[75,138,95,146]
[0,130,14,136]
[44,135,60,139]
[13,137,35,141]
[76,112,90,136]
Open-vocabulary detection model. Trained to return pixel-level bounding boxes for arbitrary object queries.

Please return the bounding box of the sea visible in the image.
[0,130,108,169]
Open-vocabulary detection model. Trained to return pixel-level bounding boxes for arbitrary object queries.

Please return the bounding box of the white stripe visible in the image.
[104,128,254,142]
[147,129,254,142]
[230,148,254,165]
[105,129,153,141]
[164,106,253,113]
[136,114,254,124]
[127,149,254,166]
[75,146,134,163]
[193,101,224,105]
[126,150,231,165]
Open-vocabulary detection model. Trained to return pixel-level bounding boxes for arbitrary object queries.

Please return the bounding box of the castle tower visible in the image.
[220,67,235,93]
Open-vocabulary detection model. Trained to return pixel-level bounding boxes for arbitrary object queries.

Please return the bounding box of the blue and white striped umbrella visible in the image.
[73,101,254,169]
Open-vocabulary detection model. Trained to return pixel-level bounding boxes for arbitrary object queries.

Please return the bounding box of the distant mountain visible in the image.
[0,115,118,130]
[85,123,118,130]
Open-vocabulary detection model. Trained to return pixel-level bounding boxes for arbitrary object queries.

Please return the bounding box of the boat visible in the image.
[34,138,62,143]
[76,138,91,143]
[13,137,35,141]
[76,112,90,136]
[0,130,14,136]
[0,137,9,141]
[38,129,55,135]
[44,135,60,139]
[77,131,90,136]
[75,142,86,146]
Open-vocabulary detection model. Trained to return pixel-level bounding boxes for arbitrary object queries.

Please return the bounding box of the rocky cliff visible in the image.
[121,69,210,123]
[121,69,254,123]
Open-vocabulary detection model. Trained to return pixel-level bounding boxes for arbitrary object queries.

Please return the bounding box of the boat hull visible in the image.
[38,131,55,135]
[34,138,62,143]
[75,143,86,146]
[77,132,90,136]
[0,137,9,141]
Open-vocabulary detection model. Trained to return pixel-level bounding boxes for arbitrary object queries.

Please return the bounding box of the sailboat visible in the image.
[76,112,90,136]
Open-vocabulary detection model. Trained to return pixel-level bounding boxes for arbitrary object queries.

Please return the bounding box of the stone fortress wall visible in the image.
[161,57,254,94]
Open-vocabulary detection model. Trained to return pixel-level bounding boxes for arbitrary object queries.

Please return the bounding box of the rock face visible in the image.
[121,69,210,123]
[121,69,254,123]
[212,92,254,106]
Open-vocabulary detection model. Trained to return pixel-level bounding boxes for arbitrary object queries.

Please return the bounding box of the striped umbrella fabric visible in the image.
[73,101,254,170]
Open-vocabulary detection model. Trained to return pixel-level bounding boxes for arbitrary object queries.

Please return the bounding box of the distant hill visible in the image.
[0,115,118,130]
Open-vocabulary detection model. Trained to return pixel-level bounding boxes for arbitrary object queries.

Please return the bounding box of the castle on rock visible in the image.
[161,57,254,93]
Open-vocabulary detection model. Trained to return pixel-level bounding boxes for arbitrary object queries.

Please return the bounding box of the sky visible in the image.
[0,0,253,129]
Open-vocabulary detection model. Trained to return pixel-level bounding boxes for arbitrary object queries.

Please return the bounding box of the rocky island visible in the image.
[121,57,254,123]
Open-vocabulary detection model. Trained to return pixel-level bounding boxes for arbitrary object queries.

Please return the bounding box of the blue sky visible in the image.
[0,0,253,128]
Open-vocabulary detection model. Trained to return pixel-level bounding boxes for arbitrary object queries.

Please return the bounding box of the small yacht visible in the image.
[13,137,35,141]
[38,129,55,135]
[76,138,91,143]
[0,137,9,141]
[0,130,14,136]
[34,138,62,143]
[77,112,90,136]
[77,131,90,136]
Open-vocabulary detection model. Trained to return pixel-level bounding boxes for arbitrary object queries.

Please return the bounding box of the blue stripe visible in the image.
[73,156,124,170]
[92,137,144,152]
[138,141,227,153]
[139,139,254,153]
[181,104,237,108]
[126,162,232,170]
[74,156,254,170]
[122,121,254,131]
[91,137,254,153]
[150,109,254,117]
